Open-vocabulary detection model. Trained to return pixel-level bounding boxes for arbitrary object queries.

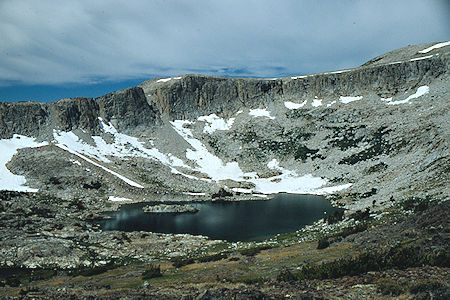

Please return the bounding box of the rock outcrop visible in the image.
[0,87,160,139]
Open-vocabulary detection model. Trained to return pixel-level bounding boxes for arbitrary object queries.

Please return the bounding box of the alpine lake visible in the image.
[99,193,342,242]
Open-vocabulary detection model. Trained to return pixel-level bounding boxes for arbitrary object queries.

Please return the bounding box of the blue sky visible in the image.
[0,0,448,102]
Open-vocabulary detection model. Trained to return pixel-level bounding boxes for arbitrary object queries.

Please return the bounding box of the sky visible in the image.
[0,0,449,102]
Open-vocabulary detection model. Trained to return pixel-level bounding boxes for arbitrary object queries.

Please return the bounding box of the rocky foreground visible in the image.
[0,41,449,298]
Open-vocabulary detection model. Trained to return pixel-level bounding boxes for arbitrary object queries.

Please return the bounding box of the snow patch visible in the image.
[410,55,433,61]
[327,100,337,107]
[249,108,275,119]
[170,120,246,182]
[108,196,132,202]
[315,183,353,195]
[284,100,307,110]
[54,118,189,175]
[183,192,207,196]
[70,159,82,166]
[197,114,235,134]
[252,194,268,198]
[55,143,144,188]
[339,96,363,104]
[386,86,429,105]
[0,135,48,192]
[418,41,450,54]
[328,69,352,74]
[291,75,307,80]
[311,98,322,107]
[171,123,348,195]
[156,77,172,83]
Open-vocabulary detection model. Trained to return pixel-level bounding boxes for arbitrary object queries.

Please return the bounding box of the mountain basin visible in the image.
[98,193,342,242]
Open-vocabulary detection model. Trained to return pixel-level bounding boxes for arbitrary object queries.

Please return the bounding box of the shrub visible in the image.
[171,256,195,268]
[336,222,368,239]
[142,264,162,279]
[197,252,228,263]
[277,269,297,282]
[317,238,330,249]
[326,210,344,224]
[239,245,272,257]
[293,246,448,281]
[409,279,446,294]
[376,278,406,296]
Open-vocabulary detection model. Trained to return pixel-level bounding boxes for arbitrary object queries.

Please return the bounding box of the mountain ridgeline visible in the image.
[1,42,448,138]
[0,41,448,211]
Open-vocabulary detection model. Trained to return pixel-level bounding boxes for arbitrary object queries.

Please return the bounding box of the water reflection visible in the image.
[99,193,341,241]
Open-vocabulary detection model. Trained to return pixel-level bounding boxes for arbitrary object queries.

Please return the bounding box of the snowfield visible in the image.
[284,100,307,110]
[197,114,235,133]
[249,108,275,119]
[0,135,48,192]
[169,122,352,195]
[418,41,449,54]
[1,117,353,195]
[311,98,322,107]
[339,96,363,104]
[386,86,429,105]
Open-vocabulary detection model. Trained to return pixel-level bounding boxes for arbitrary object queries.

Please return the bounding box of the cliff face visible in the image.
[1,42,448,137]
[139,48,448,120]
[0,87,160,139]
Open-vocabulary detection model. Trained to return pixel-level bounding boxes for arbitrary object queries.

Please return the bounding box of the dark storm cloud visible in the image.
[0,0,448,85]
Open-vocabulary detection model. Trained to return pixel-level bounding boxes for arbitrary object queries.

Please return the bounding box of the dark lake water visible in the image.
[99,193,342,242]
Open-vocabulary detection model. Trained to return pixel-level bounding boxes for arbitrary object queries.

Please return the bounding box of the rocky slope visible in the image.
[1,41,448,209]
[0,41,449,298]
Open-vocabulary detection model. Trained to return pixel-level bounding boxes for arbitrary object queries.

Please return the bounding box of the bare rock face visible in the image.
[50,97,101,134]
[0,87,161,139]
[139,43,449,121]
[0,102,49,138]
[140,75,284,120]
[96,87,161,133]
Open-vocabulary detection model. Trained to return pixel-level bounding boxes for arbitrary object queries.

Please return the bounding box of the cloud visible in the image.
[0,0,448,85]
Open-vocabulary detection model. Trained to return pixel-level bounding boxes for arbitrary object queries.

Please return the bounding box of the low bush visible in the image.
[325,210,344,224]
[276,269,297,282]
[239,245,272,257]
[197,252,228,263]
[409,279,446,294]
[171,256,195,268]
[142,264,162,279]
[317,238,330,250]
[336,222,368,239]
[375,278,406,296]
[293,246,448,280]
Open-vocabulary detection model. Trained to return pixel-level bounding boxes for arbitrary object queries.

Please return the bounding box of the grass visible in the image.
[285,245,450,281]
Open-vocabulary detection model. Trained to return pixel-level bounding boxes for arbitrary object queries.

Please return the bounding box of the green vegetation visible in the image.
[171,256,195,268]
[287,245,449,281]
[375,278,407,296]
[329,125,365,151]
[316,238,330,249]
[197,252,228,263]
[239,245,273,256]
[375,278,447,296]
[142,264,162,279]
[0,268,57,287]
[401,196,432,213]
[339,127,391,165]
